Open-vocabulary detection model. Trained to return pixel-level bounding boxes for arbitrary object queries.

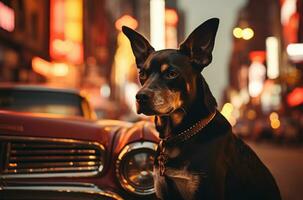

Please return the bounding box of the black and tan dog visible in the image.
[122,18,281,200]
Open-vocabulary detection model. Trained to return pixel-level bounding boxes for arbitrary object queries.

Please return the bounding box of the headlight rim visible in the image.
[115,141,157,196]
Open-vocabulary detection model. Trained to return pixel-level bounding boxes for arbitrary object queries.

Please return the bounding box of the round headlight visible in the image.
[116,141,157,195]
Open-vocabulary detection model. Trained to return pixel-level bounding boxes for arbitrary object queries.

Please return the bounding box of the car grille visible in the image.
[0,136,105,178]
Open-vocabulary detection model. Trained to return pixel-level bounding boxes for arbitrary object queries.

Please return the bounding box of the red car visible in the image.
[0,85,159,200]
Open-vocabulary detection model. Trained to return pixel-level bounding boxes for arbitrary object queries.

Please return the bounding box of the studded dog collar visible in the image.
[158,111,217,176]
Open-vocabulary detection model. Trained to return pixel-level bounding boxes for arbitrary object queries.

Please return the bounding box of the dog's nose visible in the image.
[136,92,150,103]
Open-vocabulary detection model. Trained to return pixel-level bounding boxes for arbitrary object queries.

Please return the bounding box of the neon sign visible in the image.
[287,87,303,107]
[50,0,83,64]
[0,2,15,32]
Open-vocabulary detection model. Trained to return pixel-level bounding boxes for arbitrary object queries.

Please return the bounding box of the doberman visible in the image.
[122,18,281,200]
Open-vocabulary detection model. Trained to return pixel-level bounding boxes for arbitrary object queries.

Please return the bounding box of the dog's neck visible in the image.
[155,75,217,139]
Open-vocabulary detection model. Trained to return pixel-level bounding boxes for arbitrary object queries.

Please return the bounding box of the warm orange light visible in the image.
[233,27,242,39]
[247,109,256,120]
[165,9,178,26]
[287,87,303,107]
[32,57,52,76]
[233,27,254,40]
[269,112,279,121]
[9,163,17,167]
[249,51,266,63]
[64,0,82,42]
[52,0,64,34]
[50,0,83,64]
[271,119,280,129]
[65,0,82,21]
[66,43,82,64]
[32,57,69,77]
[52,63,69,76]
[65,21,82,42]
[269,111,280,129]
[52,39,73,55]
[0,1,15,32]
[115,15,138,31]
[221,103,234,123]
[242,28,254,40]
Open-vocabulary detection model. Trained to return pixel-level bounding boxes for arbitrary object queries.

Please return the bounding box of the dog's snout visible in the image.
[136,91,151,103]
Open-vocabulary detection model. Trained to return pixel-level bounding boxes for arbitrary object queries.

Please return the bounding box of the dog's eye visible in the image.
[139,71,147,80]
[164,70,179,79]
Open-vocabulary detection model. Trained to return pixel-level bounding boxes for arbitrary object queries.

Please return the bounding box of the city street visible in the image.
[247,141,303,200]
[0,0,303,199]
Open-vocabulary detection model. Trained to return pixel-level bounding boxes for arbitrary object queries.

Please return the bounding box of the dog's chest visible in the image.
[154,165,201,200]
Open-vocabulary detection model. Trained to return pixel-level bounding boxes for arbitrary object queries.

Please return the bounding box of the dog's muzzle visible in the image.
[136,91,150,104]
[135,91,154,115]
[136,89,175,115]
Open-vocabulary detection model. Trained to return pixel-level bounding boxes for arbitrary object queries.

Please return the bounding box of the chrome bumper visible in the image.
[0,182,123,200]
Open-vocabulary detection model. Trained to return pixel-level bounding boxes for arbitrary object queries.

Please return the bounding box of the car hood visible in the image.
[0,110,130,146]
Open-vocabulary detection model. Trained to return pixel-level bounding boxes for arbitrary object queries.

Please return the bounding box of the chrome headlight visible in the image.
[116,141,157,195]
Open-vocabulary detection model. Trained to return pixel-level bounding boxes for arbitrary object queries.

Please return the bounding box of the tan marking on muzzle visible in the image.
[153,90,165,106]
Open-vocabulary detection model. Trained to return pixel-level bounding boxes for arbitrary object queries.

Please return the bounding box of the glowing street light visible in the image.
[165,9,178,26]
[286,43,303,62]
[232,27,254,40]
[233,27,242,39]
[242,28,254,40]
[150,0,165,50]
[266,37,280,79]
[115,15,138,31]
[248,51,266,98]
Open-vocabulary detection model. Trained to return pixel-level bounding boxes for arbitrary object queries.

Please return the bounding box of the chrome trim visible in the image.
[11,149,97,155]
[6,166,100,173]
[0,135,105,178]
[0,136,105,150]
[8,160,101,167]
[1,171,100,178]
[0,183,123,200]
[10,155,98,161]
[116,141,157,196]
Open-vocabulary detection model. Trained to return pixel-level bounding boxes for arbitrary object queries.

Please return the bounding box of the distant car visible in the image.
[0,84,96,120]
[0,85,159,200]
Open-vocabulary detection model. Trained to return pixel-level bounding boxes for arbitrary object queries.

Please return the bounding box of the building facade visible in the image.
[226,0,303,141]
[0,0,49,83]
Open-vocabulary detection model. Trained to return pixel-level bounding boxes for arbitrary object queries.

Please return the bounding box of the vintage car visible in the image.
[0,85,159,200]
[0,84,96,120]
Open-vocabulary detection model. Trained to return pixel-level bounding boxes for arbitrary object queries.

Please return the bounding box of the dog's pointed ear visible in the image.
[122,26,155,68]
[179,18,219,71]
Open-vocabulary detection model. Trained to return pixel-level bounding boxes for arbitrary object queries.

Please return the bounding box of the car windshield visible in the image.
[0,89,84,117]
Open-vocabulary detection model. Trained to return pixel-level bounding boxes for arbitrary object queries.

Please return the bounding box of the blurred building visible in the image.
[0,0,49,83]
[83,0,116,85]
[225,0,303,141]
[229,0,281,90]
[0,0,185,119]
[0,0,114,86]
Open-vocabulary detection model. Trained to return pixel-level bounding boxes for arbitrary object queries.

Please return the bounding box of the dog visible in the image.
[122,18,281,200]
